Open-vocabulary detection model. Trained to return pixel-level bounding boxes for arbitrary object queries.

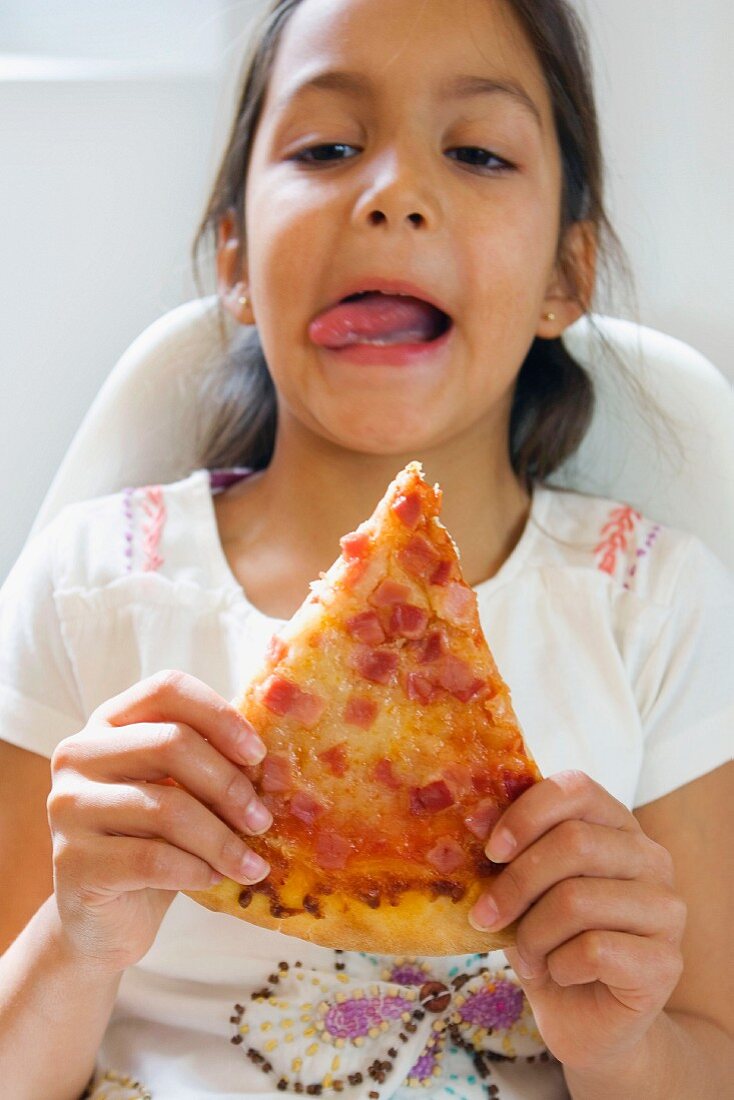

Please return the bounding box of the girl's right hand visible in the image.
[47,669,273,974]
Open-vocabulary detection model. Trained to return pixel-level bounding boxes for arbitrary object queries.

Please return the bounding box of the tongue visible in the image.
[309,293,444,349]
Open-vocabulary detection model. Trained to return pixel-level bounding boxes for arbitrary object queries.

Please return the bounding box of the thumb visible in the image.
[504,946,550,990]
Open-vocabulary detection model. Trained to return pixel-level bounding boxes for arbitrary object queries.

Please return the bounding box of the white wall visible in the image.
[572,0,733,378]
[1,0,731,583]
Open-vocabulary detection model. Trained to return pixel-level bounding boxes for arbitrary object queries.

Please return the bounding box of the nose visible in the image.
[350,145,440,232]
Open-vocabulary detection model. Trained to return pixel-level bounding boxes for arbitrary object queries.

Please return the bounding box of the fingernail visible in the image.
[240,851,270,882]
[237,732,267,765]
[486,828,515,862]
[468,895,501,932]
[245,800,273,833]
[514,953,538,980]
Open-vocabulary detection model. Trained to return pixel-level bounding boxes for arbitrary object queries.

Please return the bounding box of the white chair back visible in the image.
[28,297,734,570]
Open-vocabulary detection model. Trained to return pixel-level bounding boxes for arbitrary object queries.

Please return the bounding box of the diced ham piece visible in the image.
[429,559,453,586]
[343,695,379,730]
[398,534,441,580]
[442,762,474,800]
[452,678,487,704]
[431,655,486,703]
[433,581,477,626]
[317,741,350,775]
[426,836,466,874]
[340,530,371,560]
[351,645,399,686]
[415,629,444,660]
[259,675,326,728]
[264,634,288,665]
[260,753,294,793]
[412,626,449,665]
[391,492,422,529]
[389,603,429,640]
[464,797,503,840]
[405,671,442,705]
[370,578,411,607]
[346,610,386,646]
[374,758,402,789]
[289,790,326,825]
[500,770,536,802]
[315,831,353,870]
[410,779,454,815]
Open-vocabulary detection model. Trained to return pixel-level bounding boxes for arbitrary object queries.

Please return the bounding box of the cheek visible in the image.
[247,171,337,251]
[463,192,558,293]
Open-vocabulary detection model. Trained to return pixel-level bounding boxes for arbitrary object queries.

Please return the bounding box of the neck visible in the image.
[229,409,532,591]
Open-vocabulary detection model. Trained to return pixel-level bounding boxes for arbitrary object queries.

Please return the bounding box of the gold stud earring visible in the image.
[238,294,249,309]
[543,311,556,322]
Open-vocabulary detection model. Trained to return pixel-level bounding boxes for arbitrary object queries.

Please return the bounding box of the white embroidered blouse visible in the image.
[0,468,731,1100]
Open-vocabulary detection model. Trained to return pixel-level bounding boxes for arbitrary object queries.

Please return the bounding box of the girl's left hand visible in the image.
[468,770,687,1074]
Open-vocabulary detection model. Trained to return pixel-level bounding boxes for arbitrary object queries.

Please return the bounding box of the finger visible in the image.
[514,878,687,978]
[485,770,639,864]
[469,819,668,932]
[65,834,237,896]
[84,781,270,884]
[543,930,684,1012]
[52,723,273,839]
[92,669,266,767]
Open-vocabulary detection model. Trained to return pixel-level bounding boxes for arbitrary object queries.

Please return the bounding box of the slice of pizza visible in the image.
[185,461,542,954]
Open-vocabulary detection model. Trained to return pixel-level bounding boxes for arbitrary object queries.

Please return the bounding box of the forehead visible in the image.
[263,0,553,126]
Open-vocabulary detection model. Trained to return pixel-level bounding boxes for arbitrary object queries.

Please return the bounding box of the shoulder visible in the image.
[43,468,213,592]
[533,485,732,609]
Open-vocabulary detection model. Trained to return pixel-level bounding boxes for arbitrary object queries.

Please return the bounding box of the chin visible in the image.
[326,411,448,457]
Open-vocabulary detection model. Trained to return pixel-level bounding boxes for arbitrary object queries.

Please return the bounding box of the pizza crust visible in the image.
[183,878,516,955]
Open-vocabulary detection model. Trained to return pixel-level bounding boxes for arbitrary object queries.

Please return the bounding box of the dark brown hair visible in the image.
[190,0,642,485]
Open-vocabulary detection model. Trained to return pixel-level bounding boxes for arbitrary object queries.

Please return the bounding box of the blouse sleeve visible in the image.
[0,514,86,758]
[633,535,734,807]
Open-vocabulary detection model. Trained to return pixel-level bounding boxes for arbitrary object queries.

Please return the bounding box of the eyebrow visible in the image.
[274,69,543,130]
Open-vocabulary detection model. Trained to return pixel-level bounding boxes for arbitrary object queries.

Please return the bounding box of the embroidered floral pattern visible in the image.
[594,505,642,576]
[121,485,167,574]
[141,487,166,572]
[229,950,549,1097]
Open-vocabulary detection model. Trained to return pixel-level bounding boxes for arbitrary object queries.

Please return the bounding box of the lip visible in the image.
[317,276,452,321]
[319,322,455,367]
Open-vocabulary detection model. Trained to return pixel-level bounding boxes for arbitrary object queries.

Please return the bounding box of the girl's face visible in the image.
[229,0,591,458]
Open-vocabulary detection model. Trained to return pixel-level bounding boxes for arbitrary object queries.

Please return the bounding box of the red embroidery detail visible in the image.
[141,486,166,572]
[594,506,642,576]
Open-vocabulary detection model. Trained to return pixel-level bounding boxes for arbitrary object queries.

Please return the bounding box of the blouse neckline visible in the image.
[193,467,551,620]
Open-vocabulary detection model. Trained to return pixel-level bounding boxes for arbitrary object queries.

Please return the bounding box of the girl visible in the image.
[0,1,731,1098]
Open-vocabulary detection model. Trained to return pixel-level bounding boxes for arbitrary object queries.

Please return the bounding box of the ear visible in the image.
[537,220,598,338]
[216,207,253,325]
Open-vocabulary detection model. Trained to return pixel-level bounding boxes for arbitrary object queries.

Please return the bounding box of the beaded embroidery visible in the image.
[622,523,662,591]
[229,950,549,1097]
[81,1068,152,1100]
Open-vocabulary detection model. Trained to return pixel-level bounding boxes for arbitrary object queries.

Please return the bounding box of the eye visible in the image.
[289,143,516,174]
[291,143,359,165]
[447,147,516,173]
